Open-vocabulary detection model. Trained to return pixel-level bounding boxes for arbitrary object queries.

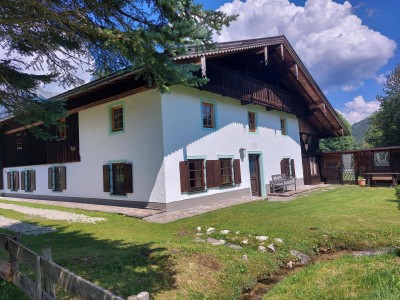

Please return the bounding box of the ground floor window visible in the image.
[103,163,133,195]
[21,170,36,192]
[7,171,19,191]
[280,158,296,178]
[189,160,205,191]
[48,166,67,191]
[310,157,318,175]
[220,158,233,186]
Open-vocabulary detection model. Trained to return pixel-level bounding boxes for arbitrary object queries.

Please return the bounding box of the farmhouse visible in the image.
[0,36,349,210]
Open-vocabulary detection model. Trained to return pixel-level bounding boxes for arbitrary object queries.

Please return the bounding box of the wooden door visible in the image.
[249,154,261,196]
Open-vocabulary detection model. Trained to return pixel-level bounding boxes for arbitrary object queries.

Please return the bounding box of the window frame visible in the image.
[220,158,233,186]
[280,117,287,136]
[373,152,390,167]
[48,166,66,192]
[112,163,126,195]
[16,134,22,150]
[201,100,216,129]
[188,159,205,192]
[310,157,319,176]
[7,171,19,191]
[248,111,257,133]
[109,103,125,134]
[57,118,67,140]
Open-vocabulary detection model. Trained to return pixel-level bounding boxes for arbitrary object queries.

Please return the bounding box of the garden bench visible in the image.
[366,172,400,187]
[269,174,296,193]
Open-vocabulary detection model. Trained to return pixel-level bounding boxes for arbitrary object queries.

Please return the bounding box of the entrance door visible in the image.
[249,154,261,196]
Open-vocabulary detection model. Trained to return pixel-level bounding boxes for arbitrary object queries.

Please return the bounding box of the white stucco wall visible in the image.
[3,89,166,205]
[161,86,303,203]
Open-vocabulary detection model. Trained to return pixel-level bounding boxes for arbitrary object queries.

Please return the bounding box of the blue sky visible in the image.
[199,0,400,123]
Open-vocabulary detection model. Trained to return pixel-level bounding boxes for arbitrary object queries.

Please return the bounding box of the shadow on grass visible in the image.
[385,199,400,210]
[0,225,177,299]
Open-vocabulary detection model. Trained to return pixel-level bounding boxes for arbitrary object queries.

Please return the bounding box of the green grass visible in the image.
[0,186,399,299]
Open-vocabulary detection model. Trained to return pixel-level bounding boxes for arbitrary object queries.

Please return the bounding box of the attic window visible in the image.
[16,134,22,150]
[280,118,287,136]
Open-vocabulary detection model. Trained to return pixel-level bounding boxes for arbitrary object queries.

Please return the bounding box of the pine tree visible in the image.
[0,0,236,137]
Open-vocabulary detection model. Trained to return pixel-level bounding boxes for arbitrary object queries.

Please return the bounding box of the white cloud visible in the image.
[338,95,380,124]
[373,72,389,85]
[215,0,397,92]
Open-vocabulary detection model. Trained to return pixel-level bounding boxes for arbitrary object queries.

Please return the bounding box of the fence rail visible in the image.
[0,233,148,300]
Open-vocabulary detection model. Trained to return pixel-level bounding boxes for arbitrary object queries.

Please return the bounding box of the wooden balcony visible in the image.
[200,63,306,115]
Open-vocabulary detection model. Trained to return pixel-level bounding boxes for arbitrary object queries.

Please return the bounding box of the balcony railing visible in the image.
[200,63,306,115]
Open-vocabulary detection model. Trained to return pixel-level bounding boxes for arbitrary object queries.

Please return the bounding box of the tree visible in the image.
[0,0,236,138]
[365,64,400,147]
[319,113,356,152]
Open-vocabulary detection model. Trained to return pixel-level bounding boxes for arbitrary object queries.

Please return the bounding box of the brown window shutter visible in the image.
[280,159,290,177]
[20,171,25,191]
[103,165,110,192]
[215,160,222,187]
[31,170,36,191]
[48,167,53,189]
[14,171,19,190]
[7,172,11,189]
[206,160,216,188]
[124,163,133,193]
[59,167,66,190]
[290,159,296,178]
[233,159,242,184]
[179,161,190,193]
[280,159,285,175]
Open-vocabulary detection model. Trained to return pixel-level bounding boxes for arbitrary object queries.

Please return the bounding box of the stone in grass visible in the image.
[228,243,243,250]
[242,255,249,261]
[194,237,206,243]
[286,261,294,269]
[267,243,276,253]
[235,231,240,234]
[207,237,226,245]
[242,239,249,245]
[258,246,266,253]
[220,230,230,234]
[290,250,311,266]
[256,236,268,241]
[273,238,284,244]
[196,232,203,236]
[197,226,202,232]
[206,227,215,234]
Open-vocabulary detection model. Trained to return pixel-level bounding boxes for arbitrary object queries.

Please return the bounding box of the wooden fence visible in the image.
[0,233,148,300]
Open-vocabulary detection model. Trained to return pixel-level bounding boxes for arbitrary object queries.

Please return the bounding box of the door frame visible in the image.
[248,151,266,197]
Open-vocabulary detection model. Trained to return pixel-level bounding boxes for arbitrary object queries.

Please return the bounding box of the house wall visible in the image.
[161,86,304,207]
[3,90,166,207]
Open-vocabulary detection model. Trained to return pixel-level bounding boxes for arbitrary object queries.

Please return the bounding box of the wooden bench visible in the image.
[270,174,297,193]
[366,173,400,187]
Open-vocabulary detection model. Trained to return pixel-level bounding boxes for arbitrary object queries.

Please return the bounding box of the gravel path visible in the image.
[0,216,56,235]
[0,203,105,223]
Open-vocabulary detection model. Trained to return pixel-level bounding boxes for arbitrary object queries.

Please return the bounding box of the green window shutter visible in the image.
[233,159,242,184]
[59,167,67,190]
[30,170,36,191]
[103,165,110,192]
[48,167,53,189]
[124,163,133,194]
[20,171,25,191]
[13,171,19,191]
[179,161,190,193]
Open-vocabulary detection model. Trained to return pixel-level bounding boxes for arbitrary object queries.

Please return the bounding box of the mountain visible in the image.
[352,117,371,146]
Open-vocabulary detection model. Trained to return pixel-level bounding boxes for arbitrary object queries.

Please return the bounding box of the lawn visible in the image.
[0,186,399,299]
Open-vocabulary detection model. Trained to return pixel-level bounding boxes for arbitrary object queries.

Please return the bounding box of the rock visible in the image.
[286,261,294,269]
[207,237,226,245]
[267,243,276,253]
[258,246,266,253]
[290,250,312,266]
[220,230,230,234]
[256,236,268,241]
[206,227,215,234]
[242,239,249,245]
[228,244,243,250]
[194,237,206,243]
[196,232,203,236]
[197,226,202,232]
[235,231,240,234]
[273,238,284,244]
[242,255,249,261]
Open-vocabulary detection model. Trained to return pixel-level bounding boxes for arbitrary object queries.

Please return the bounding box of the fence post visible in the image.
[36,254,42,300]
[41,247,56,299]
[9,233,21,277]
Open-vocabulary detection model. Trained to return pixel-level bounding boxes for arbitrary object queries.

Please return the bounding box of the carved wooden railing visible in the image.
[201,63,306,115]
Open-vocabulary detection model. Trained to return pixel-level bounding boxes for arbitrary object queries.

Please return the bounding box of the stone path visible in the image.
[0,197,162,219]
[0,216,56,235]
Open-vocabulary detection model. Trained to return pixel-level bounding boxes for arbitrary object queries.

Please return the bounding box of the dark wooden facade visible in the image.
[319,147,400,184]
[1,113,80,168]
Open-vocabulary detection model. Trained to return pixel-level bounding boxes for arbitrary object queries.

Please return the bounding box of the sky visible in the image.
[199,0,400,124]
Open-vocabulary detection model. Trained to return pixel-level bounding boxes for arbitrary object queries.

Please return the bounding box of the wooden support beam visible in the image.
[201,55,206,77]
[280,44,284,61]
[295,64,299,80]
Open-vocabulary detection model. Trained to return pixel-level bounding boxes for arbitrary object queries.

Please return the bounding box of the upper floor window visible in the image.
[248,111,256,132]
[58,118,67,140]
[111,105,124,132]
[280,118,287,136]
[202,102,215,129]
[16,134,22,150]
[374,152,390,167]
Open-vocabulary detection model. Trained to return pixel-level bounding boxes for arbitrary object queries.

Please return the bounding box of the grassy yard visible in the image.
[0,186,399,299]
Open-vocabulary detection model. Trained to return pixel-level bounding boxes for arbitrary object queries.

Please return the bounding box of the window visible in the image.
[310,157,318,175]
[21,170,36,192]
[202,102,215,128]
[248,111,256,132]
[48,166,66,191]
[220,159,233,185]
[57,118,67,140]
[103,163,133,195]
[189,160,205,191]
[280,118,287,136]
[374,152,390,167]
[16,134,22,150]
[280,158,296,178]
[7,171,19,191]
[111,105,124,132]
